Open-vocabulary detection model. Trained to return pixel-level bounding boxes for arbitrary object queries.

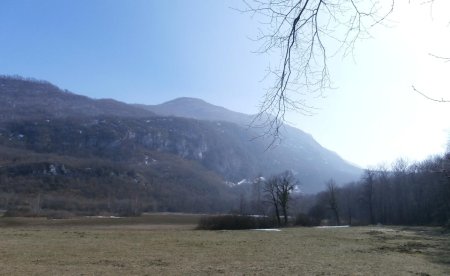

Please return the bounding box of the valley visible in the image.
[0,214,448,275]
[0,76,361,215]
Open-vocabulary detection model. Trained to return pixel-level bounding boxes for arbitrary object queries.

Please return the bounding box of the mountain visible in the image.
[0,76,361,216]
[137,98,362,191]
[0,144,237,214]
[0,76,155,122]
[135,97,253,125]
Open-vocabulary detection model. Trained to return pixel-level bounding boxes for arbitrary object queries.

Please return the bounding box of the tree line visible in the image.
[236,153,450,227]
[313,155,450,226]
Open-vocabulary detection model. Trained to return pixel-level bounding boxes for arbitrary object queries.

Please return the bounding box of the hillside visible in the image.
[135,97,253,125]
[138,97,362,190]
[0,113,360,193]
[0,76,155,122]
[0,145,236,214]
[0,76,362,215]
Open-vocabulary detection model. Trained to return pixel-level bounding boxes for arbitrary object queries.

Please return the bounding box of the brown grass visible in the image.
[0,214,449,275]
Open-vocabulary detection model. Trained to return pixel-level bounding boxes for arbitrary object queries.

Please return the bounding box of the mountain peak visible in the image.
[164,97,208,104]
[137,97,254,125]
[160,97,228,111]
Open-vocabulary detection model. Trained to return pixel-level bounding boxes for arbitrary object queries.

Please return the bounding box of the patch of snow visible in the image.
[315,225,350,229]
[49,164,57,175]
[251,177,266,183]
[237,179,248,185]
[253,229,281,232]
[224,181,236,187]
[87,216,123,219]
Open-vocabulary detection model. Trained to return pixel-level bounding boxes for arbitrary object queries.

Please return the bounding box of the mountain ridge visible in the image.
[138,96,361,181]
[0,76,361,195]
[0,75,155,122]
[135,97,254,126]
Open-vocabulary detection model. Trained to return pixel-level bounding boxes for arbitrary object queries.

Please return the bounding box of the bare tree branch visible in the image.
[412,85,450,103]
[409,1,450,103]
[429,53,450,63]
[242,0,394,143]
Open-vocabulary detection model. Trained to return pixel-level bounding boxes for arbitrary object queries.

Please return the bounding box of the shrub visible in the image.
[197,215,277,230]
[3,206,35,217]
[294,213,318,227]
[45,210,74,219]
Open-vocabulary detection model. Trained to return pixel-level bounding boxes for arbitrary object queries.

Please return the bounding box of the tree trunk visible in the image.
[282,205,288,225]
[272,195,281,226]
[333,208,340,226]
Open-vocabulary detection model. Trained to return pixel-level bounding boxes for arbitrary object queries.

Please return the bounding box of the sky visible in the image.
[0,0,449,168]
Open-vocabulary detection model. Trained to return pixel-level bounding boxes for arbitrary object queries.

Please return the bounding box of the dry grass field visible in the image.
[0,214,449,275]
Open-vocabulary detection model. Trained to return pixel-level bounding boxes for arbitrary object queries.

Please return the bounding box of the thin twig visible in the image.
[412,86,450,103]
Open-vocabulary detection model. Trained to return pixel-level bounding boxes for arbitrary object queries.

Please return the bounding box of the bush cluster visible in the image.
[294,213,320,227]
[197,215,277,230]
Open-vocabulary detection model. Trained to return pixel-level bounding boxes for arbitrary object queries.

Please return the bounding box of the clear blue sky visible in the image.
[0,0,265,108]
[1,0,449,168]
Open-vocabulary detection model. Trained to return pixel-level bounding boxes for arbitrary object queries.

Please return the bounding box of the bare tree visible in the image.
[326,179,340,225]
[242,0,394,139]
[362,169,376,225]
[264,170,298,225]
[443,140,450,183]
[264,175,282,225]
[251,175,265,215]
[374,164,390,224]
[276,171,298,224]
[341,182,356,225]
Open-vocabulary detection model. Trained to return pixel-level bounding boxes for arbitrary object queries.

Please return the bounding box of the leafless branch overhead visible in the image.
[242,0,394,142]
[412,86,450,103]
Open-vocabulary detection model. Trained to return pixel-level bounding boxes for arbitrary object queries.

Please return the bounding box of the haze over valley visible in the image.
[0,76,362,214]
[1,1,449,274]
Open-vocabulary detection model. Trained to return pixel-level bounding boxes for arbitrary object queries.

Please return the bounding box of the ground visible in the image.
[0,214,449,275]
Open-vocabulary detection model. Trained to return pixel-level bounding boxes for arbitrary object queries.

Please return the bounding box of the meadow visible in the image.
[0,213,449,275]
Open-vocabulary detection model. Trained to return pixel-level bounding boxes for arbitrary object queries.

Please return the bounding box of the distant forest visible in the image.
[310,154,449,226]
[1,148,449,227]
[236,153,450,227]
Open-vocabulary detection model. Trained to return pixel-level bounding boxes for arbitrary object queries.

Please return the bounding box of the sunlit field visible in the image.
[0,214,449,275]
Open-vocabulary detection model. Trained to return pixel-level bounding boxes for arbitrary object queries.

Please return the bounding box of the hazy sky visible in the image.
[1,0,449,168]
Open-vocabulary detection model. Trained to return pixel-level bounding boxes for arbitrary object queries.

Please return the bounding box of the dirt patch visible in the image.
[92,259,126,268]
[375,241,429,254]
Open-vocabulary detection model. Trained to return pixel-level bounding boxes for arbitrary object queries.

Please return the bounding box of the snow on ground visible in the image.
[85,216,123,219]
[253,229,281,232]
[315,225,350,229]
